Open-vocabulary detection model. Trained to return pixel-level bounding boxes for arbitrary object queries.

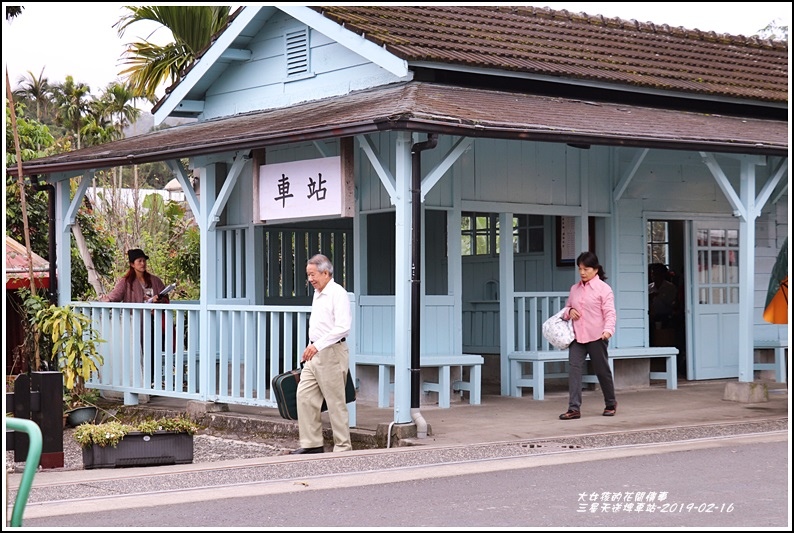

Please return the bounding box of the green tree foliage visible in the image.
[13,68,50,122]
[50,75,91,150]
[5,104,55,257]
[70,200,117,299]
[115,5,230,99]
[17,288,55,371]
[5,100,115,300]
[8,6,214,304]
[95,191,200,300]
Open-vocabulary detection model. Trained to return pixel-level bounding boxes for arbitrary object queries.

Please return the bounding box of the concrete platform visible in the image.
[120,379,789,449]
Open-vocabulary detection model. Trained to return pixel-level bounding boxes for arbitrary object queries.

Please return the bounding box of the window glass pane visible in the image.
[514,215,544,254]
[711,287,726,304]
[709,229,724,246]
[727,250,739,283]
[711,251,726,283]
[461,213,489,256]
[697,229,708,246]
[726,230,738,247]
[475,234,489,255]
[729,287,739,303]
[699,287,709,304]
[647,220,669,265]
[697,251,708,284]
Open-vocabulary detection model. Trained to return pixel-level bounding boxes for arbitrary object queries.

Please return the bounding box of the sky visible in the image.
[2,2,790,102]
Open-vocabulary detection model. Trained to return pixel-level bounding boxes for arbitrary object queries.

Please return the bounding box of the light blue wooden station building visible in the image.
[12,6,788,429]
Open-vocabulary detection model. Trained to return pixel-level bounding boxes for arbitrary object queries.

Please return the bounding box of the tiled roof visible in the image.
[311,5,788,103]
[12,81,787,176]
[10,6,788,177]
[5,235,49,288]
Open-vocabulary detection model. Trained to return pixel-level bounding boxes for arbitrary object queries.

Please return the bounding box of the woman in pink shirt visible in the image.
[559,251,617,420]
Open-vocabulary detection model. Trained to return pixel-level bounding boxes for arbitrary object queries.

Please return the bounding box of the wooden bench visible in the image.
[508,293,678,400]
[508,346,678,400]
[754,339,788,383]
[355,354,484,408]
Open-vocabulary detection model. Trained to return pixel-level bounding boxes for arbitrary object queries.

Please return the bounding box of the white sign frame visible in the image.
[257,156,349,223]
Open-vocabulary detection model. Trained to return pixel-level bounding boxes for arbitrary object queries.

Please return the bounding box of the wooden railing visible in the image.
[511,292,569,352]
[75,301,313,407]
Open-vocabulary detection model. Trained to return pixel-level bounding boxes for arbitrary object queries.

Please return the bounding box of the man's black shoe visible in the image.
[289,446,324,454]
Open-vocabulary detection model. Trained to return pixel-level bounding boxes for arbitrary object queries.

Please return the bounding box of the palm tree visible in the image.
[80,100,119,147]
[115,5,231,99]
[102,81,146,135]
[51,75,91,150]
[14,68,51,121]
[93,81,148,252]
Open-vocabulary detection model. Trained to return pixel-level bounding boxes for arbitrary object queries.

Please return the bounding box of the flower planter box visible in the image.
[81,431,194,469]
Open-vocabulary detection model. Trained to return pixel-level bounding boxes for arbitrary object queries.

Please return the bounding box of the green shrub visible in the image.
[74,416,200,448]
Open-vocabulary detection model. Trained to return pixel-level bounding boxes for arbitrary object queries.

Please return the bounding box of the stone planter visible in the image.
[81,431,194,469]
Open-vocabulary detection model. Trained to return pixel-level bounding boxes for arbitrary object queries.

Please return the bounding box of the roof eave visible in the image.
[13,116,786,179]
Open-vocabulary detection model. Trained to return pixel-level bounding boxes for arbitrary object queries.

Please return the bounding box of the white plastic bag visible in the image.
[542,308,575,350]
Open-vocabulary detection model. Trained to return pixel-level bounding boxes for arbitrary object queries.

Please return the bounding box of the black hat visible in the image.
[128,249,149,263]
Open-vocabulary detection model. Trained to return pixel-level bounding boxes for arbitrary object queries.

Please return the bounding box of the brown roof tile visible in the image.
[311,5,787,103]
[11,7,787,176]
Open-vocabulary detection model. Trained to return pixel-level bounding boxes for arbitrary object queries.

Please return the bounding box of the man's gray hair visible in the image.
[308,254,333,275]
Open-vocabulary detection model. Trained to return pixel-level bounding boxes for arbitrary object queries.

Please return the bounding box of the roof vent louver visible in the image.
[286,28,310,77]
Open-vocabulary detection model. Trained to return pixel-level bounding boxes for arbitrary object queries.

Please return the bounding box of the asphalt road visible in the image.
[18,432,789,528]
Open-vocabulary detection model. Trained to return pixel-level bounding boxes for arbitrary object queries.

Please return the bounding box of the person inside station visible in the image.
[648,263,678,347]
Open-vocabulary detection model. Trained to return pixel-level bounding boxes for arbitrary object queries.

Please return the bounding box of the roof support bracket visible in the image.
[208,151,249,231]
[613,148,648,203]
[64,170,94,227]
[421,136,471,201]
[700,152,747,220]
[357,134,397,204]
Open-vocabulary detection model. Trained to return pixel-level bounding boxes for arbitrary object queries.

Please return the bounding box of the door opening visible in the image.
[647,219,687,378]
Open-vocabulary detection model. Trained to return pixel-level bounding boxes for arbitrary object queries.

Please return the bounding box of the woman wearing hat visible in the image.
[100,249,170,304]
[100,249,172,380]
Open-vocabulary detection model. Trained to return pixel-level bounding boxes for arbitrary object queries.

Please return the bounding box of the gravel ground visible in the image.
[6,425,299,473]
[7,417,787,474]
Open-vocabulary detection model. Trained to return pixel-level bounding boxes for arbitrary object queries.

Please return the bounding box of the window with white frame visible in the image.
[461,213,544,256]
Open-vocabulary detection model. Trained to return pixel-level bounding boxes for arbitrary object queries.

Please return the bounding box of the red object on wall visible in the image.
[5,236,50,374]
[5,236,50,290]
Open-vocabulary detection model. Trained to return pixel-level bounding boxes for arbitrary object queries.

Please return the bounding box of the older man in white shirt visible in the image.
[291,254,353,454]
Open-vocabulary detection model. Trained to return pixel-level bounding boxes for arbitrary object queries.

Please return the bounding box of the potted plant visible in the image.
[62,388,102,427]
[35,303,105,426]
[74,416,199,469]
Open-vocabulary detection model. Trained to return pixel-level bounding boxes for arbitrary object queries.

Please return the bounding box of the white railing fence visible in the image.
[75,302,312,407]
[512,292,569,352]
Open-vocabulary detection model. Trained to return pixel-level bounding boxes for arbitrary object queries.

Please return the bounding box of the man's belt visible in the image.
[311,338,346,344]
